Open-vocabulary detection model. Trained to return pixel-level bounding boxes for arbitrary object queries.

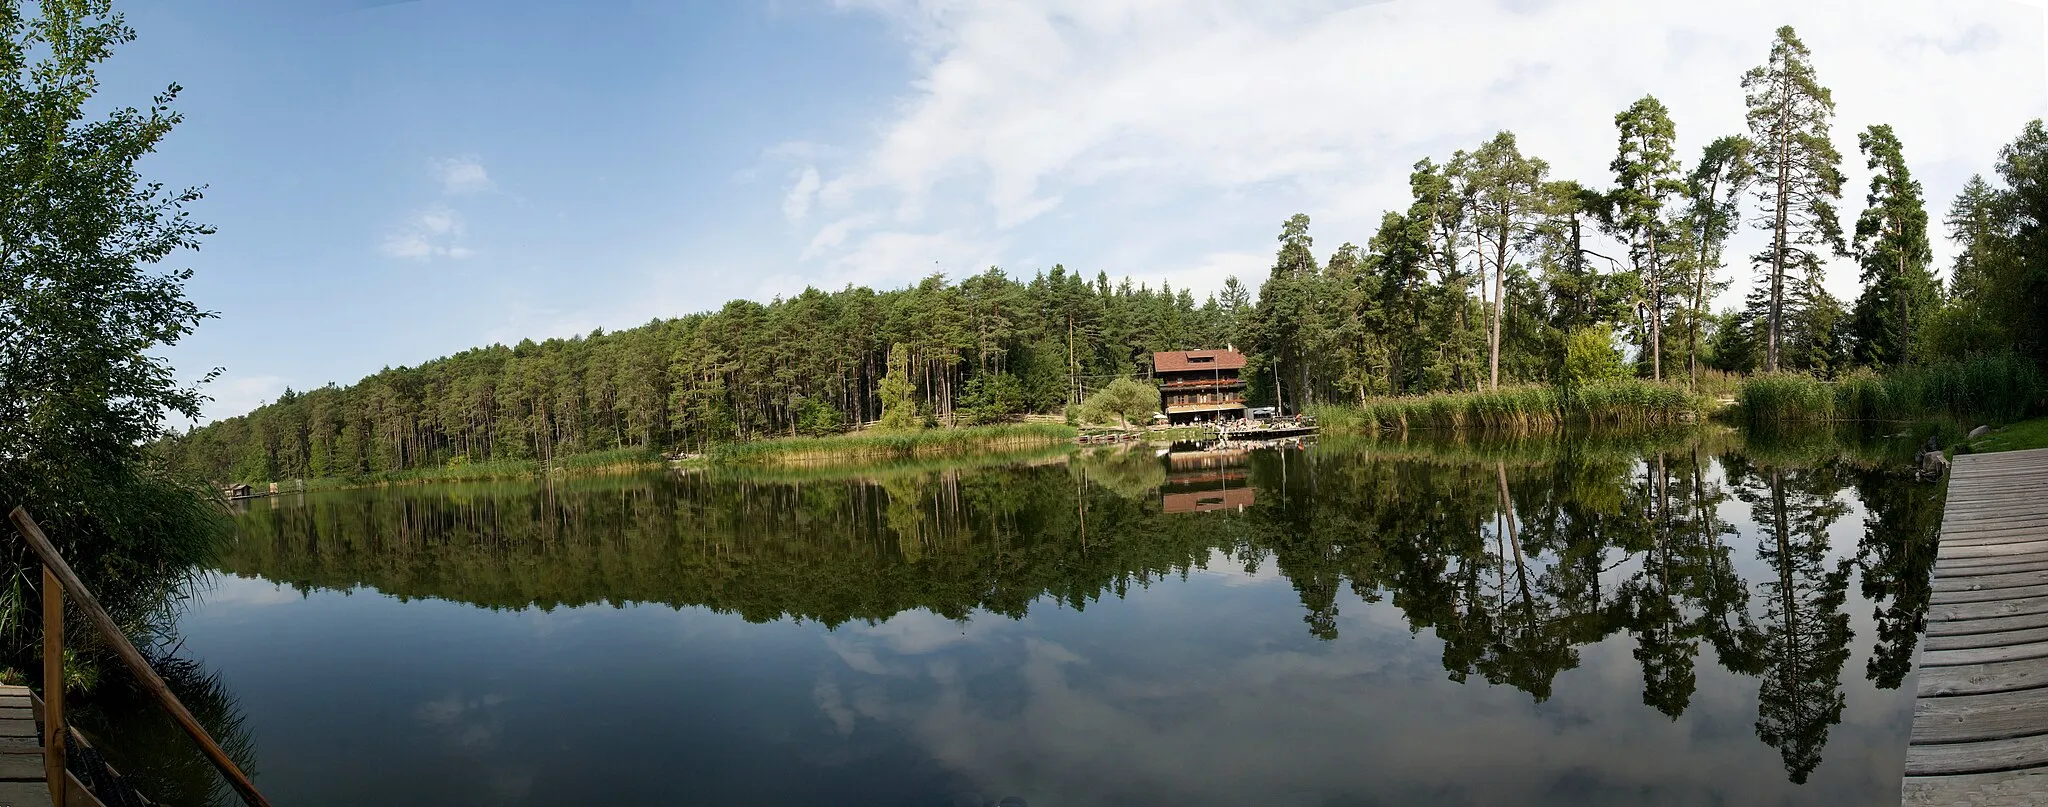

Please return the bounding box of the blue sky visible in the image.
[93,0,2048,424]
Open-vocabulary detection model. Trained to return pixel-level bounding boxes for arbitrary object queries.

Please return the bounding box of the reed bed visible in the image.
[704,442,1075,483]
[1736,355,2046,426]
[1314,380,1708,433]
[706,423,1079,466]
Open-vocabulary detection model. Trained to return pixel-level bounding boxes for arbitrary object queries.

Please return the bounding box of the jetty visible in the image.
[4,507,273,807]
[1903,447,2048,805]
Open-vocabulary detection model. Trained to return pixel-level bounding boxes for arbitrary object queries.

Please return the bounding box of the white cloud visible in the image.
[784,165,823,221]
[433,156,494,194]
[382,205,475,261]
[795,0,2046,306]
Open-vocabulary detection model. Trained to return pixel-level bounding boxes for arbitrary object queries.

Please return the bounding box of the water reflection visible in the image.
[177,428,1942,805]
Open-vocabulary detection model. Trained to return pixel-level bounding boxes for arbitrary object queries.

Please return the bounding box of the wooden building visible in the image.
[1152,349,1247,425]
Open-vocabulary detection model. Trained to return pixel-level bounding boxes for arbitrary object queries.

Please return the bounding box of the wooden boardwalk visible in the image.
[1904,447,2048,806]
[0,684,50,806]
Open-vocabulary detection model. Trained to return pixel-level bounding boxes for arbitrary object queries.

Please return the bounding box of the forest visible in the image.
[162,26,2048,485]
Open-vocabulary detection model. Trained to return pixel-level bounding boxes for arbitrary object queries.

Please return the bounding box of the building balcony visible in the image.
[1158,377,1246,390]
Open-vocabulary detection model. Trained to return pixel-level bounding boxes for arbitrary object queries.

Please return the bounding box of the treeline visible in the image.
[164,269,1248,483]
[164,25,2048,484]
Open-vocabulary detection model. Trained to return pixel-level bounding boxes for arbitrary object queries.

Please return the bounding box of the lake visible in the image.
[86,428,1941,806]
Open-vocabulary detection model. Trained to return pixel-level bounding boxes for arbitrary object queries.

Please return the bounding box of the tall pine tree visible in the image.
[1847,124,1936,368]
[1743,25,1847,372]
[1607,97,1688,381]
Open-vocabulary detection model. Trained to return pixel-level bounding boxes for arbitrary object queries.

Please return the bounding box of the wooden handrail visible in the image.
[9,506,273,807]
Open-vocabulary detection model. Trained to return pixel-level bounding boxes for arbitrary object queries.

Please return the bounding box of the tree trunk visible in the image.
[1491,212,1507,391]
[1766,67,1793,373]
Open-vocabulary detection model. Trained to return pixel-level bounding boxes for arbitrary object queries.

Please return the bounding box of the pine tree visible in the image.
[877,343,918,430]
[1945,175,2004,301]
[1607,97,1688,381]
[1682,136,1756,385]
[1847,125,1936,368]
[1743,26,1847,372]
[1469,132,1549,389]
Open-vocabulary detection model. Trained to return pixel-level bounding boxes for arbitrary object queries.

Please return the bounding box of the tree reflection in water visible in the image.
[202,427,1939,788]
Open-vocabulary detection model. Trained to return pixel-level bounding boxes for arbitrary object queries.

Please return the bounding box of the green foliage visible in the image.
[1736,373,1838,425]
[790,396,844,437]
[1847,124,1938,368]
[1561,326,1629,389]
[705,423,1077,467]
[1076,376,1159,428]
[1607,95,1688,380]
[1314,380,1704,432]
[552,447,664,472]
[877,342,919,431]
[1738,355,2045,425]
[0,0,225,669]
[1743,25,1848,372]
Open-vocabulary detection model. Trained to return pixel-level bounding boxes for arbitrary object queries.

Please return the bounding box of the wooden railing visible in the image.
[7,507,273,807]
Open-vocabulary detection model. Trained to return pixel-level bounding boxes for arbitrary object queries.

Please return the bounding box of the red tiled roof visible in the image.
[1153,349,1246,373]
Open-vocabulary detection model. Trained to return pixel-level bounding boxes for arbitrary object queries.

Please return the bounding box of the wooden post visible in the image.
[10,507,272,807]
[41,564,64,807]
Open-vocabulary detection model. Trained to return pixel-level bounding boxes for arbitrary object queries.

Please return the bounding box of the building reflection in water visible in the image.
[1160,443,1255,514]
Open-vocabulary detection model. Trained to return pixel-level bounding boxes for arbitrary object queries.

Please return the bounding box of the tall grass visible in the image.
[707,423,1079,466]
[1737,355,2046,426]
[550,447,664,472]
[1314,380,1708,433]
[705,443,1074,483]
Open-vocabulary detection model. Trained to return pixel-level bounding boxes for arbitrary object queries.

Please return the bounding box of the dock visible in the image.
[1903,447,2048,805]
[0,684,48,806]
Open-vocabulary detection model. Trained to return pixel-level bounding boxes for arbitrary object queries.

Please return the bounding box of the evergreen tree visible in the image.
[1682,136,1756,384]
[1847,124,1937,368]
[1469,132,1550,389]
[877,343,918,430]
[1742,25,1848,372]
[1607,97,1689,381]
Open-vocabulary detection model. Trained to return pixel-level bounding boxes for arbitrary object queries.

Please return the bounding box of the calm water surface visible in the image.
[99,430,1945,806]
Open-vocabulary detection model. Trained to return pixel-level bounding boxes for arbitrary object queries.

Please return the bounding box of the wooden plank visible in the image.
[1942,524,2048,541]
[0,722,34,740]
[1904,769,2048,806]
[1929,626,2048,652]
[1913,686,2048,744]
[1907,733,2048,775]
[1943,522,2048,538]
[0,738,42,755]
[1939,558,2048,579]
[1933,583,2048,605]
[1942,543,2048,561]
[0,781,52,807]
[1935,569,2048,593]
[1939,553,2048,574]
[1930,611,2048,638]
[1932,596,2048,624]
[0,753,39,781]
[1925,641,2048,668]
[1933,610,2048,634]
